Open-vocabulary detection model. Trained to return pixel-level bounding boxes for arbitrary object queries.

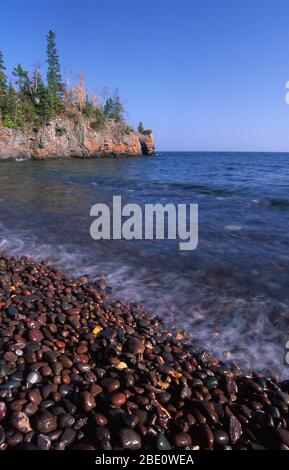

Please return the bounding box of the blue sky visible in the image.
[1,0,289,151]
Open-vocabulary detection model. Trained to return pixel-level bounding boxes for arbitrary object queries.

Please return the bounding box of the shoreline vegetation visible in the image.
[0,30,143,132]
[0,31,155,159]
[0,252,288,450]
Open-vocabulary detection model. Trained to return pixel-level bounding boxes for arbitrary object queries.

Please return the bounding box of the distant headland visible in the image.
[0,31,154,160]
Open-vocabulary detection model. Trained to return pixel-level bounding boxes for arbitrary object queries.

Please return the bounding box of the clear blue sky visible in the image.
[1,0,289,151]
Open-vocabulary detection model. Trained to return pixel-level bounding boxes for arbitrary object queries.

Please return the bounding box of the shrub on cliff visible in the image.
[90,112,106,131]
[137,122,152,136]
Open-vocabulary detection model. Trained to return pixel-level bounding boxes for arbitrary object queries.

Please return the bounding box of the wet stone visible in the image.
[0,253,287,452]
[214,429,229,446]
[200,424,214,449]
[7,307,18,317]
[81,392,96,412]
[43,351,57,363]
[0,365,12,379]
[59,385,73,398]
[174,432,192,448]
[157,433,172,450]
[11,411,32,434]
[28,329,44,343]
[59,356,73,369]
[48,429,63,442]
[6,431,23,447]
[268,406,281,419]
[0,402,7,422]
[119,428,142,450]
[27,371,42,385]
[111,392,127,406]
[4,352,17,362]
[94,413,108,427]
[180,386,192,400]
[101,378,120,392]
[95,427,111,442]
[204,376,219,389]
[37,434,51,450]
[0,380,22,391]
[126,336,146,355]
[28,389,42,405]
[34,411,58,434]
[122,413,139,428]
[24,402,38,417]
[60,428,76,447]
[277,391,289,405]
[59,414,75,429]
[229,415,242,444]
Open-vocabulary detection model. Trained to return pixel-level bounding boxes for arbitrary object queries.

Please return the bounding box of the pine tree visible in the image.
[46,30,63,114]
[12,64,37,125]
[13,64,31,95]
[0,50,7,122]
[2,83,19,128]
[138,121,145,133]
[32,68,53,124]
[103,94,125,122]
[103,97,113,117]
[0,50,7,91]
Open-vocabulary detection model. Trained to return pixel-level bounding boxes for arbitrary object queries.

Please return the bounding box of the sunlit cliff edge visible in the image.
[0,117,155,160]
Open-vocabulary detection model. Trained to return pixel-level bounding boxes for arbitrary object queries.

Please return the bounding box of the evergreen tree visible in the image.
[2,83,19,127]
[103,97,113,117]
[0,50,7,92]
[32,68,53,123]
[46,30,63,114]
[103,93,124,122]
[13,64,31,95]
[138,121,145,133]
[0,50,7,122]
[1,31,126,129]
[13,64,37,124]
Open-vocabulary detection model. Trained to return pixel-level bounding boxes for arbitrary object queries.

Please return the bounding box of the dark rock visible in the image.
[119,428,142,450]
[157,433,171,450]
[34,411,58,434]
[174,432,192,448]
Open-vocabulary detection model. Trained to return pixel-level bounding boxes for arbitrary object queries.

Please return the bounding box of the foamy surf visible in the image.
[0,221,288,379]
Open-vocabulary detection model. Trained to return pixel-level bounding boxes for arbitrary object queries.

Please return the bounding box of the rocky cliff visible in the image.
[0,116,155,160]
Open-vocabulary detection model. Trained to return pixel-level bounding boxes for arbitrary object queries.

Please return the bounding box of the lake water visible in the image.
[0,152,289,377]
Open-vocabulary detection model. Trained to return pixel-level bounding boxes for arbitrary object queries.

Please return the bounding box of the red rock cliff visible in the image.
[0,117,155,160]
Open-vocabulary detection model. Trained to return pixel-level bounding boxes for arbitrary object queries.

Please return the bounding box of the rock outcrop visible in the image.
[0,116,155,160]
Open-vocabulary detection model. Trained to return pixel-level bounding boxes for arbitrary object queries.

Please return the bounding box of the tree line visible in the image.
[0,31,128,129]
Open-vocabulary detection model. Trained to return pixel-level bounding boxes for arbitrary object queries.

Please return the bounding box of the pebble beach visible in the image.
[0,253,288,451]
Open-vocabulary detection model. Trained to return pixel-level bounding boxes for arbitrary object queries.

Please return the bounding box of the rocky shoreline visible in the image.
[0,118,155,160]
[0,252,288,451]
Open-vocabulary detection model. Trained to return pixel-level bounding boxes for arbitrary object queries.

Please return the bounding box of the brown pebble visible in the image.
[28,329,44,342]
[126,336,146,355]
[81,392,96,412]
[11,411,32,434]
[111,392,127,406]
[34,411,58,434]
[174,432,192,448]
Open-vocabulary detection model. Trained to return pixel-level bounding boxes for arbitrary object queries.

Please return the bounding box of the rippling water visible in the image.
[0,152,289,377]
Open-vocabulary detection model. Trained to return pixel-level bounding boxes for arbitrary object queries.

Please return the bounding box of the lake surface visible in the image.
[0,152,289,377]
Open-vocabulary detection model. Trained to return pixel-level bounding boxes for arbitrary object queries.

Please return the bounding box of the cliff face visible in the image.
[0,117,155,160]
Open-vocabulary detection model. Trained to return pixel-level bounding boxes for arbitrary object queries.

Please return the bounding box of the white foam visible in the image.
[0,222,288,379]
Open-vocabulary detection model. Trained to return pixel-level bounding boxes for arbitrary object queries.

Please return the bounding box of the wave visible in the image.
[0,222,288,379]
